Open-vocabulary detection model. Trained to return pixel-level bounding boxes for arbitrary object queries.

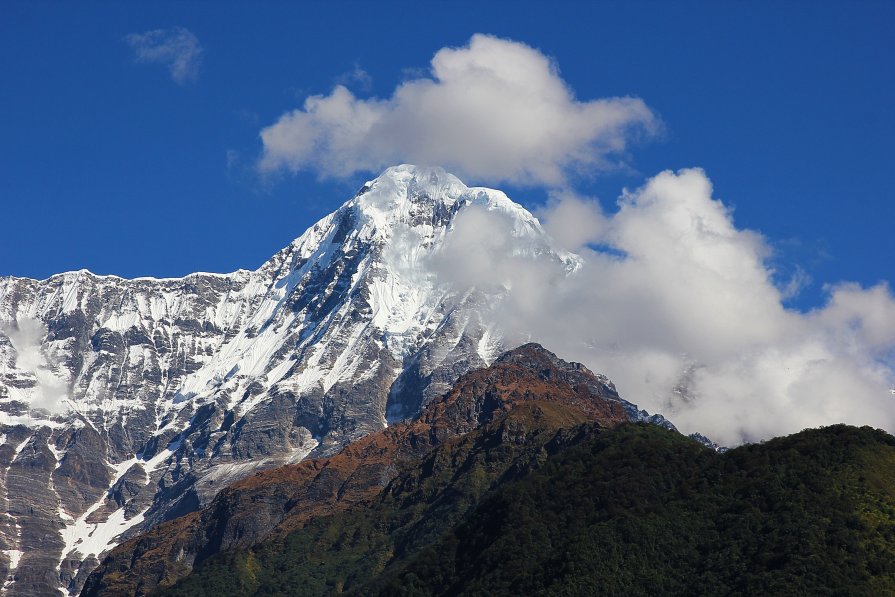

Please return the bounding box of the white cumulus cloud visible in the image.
[434,168,895,446]
[125,26,203,84]
[258,34,658,186]
[537,190,607,252]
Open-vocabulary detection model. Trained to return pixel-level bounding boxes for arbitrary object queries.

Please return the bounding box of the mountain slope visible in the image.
[0,165,580,595]
[81,343,652,596]
[157,423,895,597]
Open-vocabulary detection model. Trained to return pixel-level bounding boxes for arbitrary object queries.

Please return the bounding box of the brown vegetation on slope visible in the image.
[82,344,632,596]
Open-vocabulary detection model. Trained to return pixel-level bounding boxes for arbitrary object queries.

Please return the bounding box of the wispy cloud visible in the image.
[258,34,659,187]
[125,26,203,84]
[335,64,373,92]
[433,168,895,446]
[2,318,69,414]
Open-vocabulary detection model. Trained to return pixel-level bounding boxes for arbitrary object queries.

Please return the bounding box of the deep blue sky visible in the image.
[1,1,892,311]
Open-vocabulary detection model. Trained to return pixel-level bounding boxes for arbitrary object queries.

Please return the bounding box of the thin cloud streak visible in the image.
[125,26,203,84]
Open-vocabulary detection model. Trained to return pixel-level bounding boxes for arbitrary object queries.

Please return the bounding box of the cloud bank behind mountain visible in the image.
[436,168,895,446]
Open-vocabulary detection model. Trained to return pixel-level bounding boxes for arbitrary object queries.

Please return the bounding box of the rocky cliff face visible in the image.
[0,166,579,595]
[81,343,664,596]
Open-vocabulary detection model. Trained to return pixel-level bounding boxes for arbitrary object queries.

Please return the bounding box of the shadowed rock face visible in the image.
[0,166,583,595]
[81,343,653,597]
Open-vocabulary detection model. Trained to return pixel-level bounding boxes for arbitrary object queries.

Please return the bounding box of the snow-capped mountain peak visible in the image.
[0,165,574,595]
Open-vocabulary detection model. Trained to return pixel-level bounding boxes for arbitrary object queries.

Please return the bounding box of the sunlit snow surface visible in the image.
[0,165,577,594]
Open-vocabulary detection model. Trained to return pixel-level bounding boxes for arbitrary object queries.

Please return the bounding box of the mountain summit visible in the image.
[0,165,591,595]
